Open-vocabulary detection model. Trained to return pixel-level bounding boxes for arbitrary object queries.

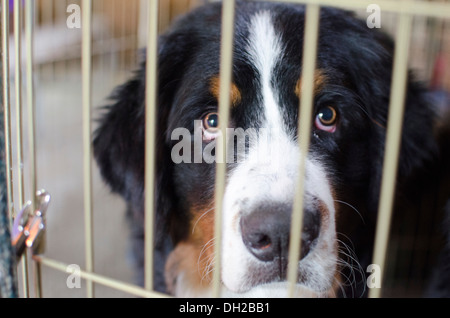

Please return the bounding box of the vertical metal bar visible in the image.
[369,11,413,299]
[25,0,40,298]
[287,3,320,298]
[14,0,30,298]
[82,0,94,298]
[1,0,18,299]
[25,0,36,209]
[2,0,14,227]
[144,0,159,293]
[14,0,24,220]
[212,0,235,298]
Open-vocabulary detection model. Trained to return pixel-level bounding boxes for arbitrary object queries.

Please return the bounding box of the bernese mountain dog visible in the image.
[93,1,450,297]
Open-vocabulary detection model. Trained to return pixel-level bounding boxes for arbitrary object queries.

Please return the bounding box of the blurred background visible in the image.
[2,0,450,297]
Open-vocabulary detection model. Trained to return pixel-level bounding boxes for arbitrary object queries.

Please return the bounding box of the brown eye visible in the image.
[315,106,337,133]
[203,112,219,131]
[202,112,220,141]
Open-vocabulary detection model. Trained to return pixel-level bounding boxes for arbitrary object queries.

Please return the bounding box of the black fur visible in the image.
[93,1,448,296]
[426,200,450,297]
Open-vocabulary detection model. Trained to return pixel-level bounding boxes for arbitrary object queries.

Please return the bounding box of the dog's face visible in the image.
[94,2,437,297]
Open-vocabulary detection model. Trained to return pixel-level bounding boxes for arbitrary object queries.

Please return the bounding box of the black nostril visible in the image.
[240,203,291,262]
[240,203,321,264]
[246,233,272,250]
[243,232,276,262]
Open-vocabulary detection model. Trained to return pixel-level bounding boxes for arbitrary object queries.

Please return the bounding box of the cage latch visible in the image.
[11,190,51,260]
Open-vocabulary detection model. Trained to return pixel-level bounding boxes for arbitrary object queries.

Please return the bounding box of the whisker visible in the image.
[333,271,348,298]
[335,258,357,297]
[334,200,365,224]
[192,205,215,234]
[201,253,216,284]
[337,240,364,279]
[198,237,216,269]
[335,233,367,298]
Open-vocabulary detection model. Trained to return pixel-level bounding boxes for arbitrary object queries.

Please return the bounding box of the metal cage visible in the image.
[1,0,450,298]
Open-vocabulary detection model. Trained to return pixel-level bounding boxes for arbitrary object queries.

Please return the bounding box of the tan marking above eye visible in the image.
[295,69,328,98]
[209,76,242,107]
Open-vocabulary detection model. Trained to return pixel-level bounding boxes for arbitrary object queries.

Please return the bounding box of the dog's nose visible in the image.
[240,203,320,263]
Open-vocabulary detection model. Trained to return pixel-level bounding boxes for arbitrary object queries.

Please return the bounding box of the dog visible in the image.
[93,1,449,297]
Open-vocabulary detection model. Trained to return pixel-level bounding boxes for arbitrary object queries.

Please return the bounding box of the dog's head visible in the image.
[93,2,437,297]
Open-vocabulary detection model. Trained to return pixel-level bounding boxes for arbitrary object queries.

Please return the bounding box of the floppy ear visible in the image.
[93,31,195,231]
[397,80,438,178]
[93,32,196,290]
[344,29,439,207]
[93,66,146,206]
[367,73,438,196]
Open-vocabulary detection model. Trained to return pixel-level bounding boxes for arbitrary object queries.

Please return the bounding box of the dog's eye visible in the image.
[202,112,220,141]
[204,112,219,129]
[315,106,337,133]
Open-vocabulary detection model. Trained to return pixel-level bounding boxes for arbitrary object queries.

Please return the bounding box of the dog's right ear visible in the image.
[93,66,145,203]
[93,33,194,240]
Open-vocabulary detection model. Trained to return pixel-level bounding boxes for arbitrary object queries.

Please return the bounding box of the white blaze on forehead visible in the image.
[246,11,284,132]
[218,11,338,295]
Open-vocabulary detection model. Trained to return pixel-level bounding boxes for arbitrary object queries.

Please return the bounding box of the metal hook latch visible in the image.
[11,190,51,261]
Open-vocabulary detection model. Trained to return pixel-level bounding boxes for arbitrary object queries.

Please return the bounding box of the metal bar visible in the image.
[14,0,24,224]
[269,0,450,19]
[82,0,94,298]
[34,256,169,298]
[286,3,320,298]
[25,0,41,298]
[7,0,446,300]
[14,0,30,299]
[212,0,235,298]
[1,0,18,299]
[369,11,413,299]
[144,0,159,293]
[25,0,36,210]
[2,0,14,228]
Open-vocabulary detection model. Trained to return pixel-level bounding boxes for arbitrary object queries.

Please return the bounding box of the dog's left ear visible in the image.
[365,30,439,178]
[369,76,439,204]
[342,26,439,205]
[396,80,439,178]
